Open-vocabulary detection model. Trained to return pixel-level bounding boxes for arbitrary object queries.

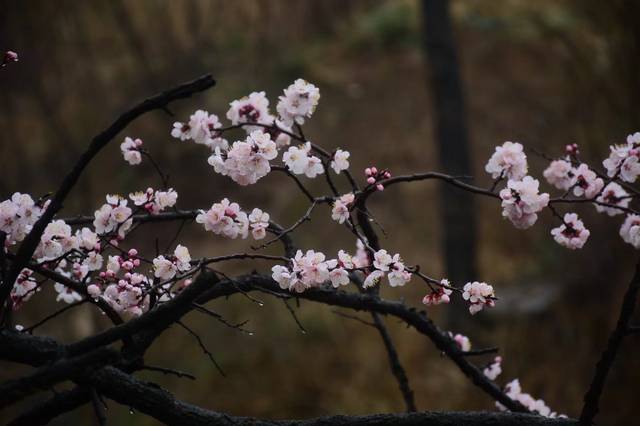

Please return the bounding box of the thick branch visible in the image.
[90,366,573,426]
[370,312,416,412]
[579,259,640,424]
[0,347,117,408]
[7,386,91,426]
[197,274,528,413]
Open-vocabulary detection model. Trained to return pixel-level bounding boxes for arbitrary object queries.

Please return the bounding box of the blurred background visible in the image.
[1,0,638,424]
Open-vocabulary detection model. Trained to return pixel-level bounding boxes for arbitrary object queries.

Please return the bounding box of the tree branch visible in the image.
[88,366,574,426]
[197,274,529,413]
[579,259,640,425]
[370,312,416,412]
[0,74,216,310]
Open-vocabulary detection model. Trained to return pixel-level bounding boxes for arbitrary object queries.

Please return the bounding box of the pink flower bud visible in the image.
[376,184,384,191]
[367,177,376,184]
[128,248,138,257]
[133,259,141,267]
[371,167,378,174]
[365,168,372,176]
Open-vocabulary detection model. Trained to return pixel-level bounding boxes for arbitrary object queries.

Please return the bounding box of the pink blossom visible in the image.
[331,193,355,224]
[120,137,142,165]
[462,281,495,315]
[543,159,574,190]
[595,182,629,216]
[485,141,528,180]
[620,214,640,249]
[551,213,590,249]
[572,164,604,198]
[499,177,549,229]
[422,280,453,306]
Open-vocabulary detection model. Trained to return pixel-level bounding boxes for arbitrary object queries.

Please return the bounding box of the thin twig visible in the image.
[176,321,226,377]
[139,365,196,381]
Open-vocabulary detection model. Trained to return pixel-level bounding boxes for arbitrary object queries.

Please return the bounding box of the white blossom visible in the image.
[276,79,320,126]
[330,149,350,174]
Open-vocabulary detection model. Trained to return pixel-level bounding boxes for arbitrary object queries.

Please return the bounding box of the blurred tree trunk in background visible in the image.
[421,0,476,327]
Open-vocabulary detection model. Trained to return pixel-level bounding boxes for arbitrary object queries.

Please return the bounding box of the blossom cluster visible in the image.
[172,109,228,150]
[462,281,496,315]
[536,133,640,249]
[603,132,640,182]
[0,192,46,246]
[129,187,178,214]
[153,245,192,280]
[283,142,324,178]
[172,81,345,187]
[271,245,410,293]
[497,379,565,418]
[422,279,452,306]
[272,250,346,293]
[88,249,149,316]
[208,130,278,185]
[93,195,133,237]
[52,260,85,304]
[196,198,270,240]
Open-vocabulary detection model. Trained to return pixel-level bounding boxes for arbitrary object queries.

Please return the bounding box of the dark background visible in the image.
[1,1,639,424]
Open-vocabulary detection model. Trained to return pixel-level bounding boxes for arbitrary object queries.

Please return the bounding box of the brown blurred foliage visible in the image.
[1,0,639,424]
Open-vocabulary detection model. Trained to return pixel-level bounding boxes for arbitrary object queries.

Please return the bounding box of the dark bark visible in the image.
[87,366,577,426]
[7,386,91,426]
